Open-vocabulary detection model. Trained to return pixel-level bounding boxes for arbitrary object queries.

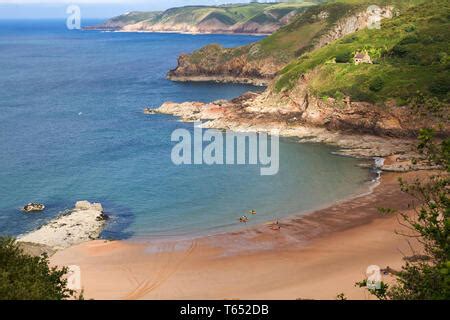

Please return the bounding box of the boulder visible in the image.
[22,203,45,213]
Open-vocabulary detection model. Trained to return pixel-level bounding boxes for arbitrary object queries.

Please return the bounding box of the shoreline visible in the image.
[128,173,379,244]
[153,100,424,169]
[167,74,270,87]
[50,171,423,300]
[83,28,271,37]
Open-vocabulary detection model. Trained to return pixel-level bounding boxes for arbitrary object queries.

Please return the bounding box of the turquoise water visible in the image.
[0,20,373,240]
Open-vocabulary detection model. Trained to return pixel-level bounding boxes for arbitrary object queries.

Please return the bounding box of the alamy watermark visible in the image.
[366,265,382,290]
[171,123,280,176]
[66,5,81,30]
[367,5,383,30]
[66,265,82,291]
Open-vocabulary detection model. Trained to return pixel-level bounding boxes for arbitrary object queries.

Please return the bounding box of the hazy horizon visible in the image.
[0,0,259,19]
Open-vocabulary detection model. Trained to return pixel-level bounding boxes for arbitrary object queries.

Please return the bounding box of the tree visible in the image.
[0,237,76,300]
[357,129,450,300]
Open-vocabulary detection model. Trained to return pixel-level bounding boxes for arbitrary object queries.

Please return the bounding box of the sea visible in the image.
[0,19,374,240]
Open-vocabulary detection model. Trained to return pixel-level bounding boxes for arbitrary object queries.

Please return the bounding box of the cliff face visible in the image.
[158,73,447,140]
[168,45,278,86]
[168,4,395,85]
[246,72,447,138]
[120,18,284,35]
[165,0,449,138]
[311,6,394,50]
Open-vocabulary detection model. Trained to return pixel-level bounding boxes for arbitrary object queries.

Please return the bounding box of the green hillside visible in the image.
[275,0,449,107]
[93,2,318,32]
[255,0,425,61]
[169,0,428,83]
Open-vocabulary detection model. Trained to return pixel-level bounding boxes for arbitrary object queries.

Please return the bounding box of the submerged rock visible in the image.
[18,201,107,250]
[22,203,45,213]
[144,107,159,115]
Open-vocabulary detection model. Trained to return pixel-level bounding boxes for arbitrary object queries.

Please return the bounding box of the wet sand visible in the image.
[51,172,423,300]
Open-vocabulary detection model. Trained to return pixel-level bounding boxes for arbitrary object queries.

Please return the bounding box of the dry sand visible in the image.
[50,172,425,300]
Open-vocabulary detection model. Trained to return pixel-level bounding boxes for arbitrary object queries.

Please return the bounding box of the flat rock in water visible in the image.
[18,201,107,250]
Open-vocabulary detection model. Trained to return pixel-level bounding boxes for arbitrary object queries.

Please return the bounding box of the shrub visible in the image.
[429,76,450,96]
[341,35,358,44]
[0,237,76,300]
[404,24,416,32]
[369,76,385,92]
[438,52,448,65]
[399,35,419,45]
[333,91,345,101]
[335,51,352,63]
[391,44,409,57]
[357,132,450,300]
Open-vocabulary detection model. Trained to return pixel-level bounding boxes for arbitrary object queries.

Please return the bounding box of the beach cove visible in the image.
[51,171,422,300]
[0,19,425,300]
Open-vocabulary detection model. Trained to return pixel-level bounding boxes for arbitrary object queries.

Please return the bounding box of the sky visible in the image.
[0,0,256,19]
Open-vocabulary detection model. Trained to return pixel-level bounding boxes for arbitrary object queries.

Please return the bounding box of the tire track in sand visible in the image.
[123,240,197,300]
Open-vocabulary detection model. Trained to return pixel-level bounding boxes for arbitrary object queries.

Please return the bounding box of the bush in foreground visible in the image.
[0,237,75,300]
[356,130,450,300]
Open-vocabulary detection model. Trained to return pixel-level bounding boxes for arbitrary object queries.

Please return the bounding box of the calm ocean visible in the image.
[0,20,373,240]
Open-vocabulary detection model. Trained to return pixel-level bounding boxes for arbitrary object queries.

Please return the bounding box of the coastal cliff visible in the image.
[153,88,444,171]
[168,3,395,85]
[160,0,449,169]
[86,2,316,35]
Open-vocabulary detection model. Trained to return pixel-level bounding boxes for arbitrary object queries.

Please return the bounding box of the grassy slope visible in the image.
[106,12,161,25]
[103,2,318,29]
[254,1,368,62]
[275,0,449,105]
[179,1,421,71]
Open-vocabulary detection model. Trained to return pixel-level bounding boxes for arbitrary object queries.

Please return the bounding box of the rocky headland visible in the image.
[86,3,314,35]
[150,80,446,172]
[168,4,395,85]
[161,0,449,172]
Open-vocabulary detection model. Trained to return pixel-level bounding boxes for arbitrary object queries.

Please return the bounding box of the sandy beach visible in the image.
[50,171,423,300]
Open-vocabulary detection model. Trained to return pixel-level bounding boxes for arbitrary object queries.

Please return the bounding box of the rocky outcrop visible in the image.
[152,70,448,171]
[154,98,418,165]
[22,203,45,213]
[168,45,276,86]
[120,20,283,35]
[312,6,395,50]
[18,201,108,250]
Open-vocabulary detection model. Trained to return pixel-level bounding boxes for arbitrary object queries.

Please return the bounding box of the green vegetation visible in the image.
[170,1,433,80]
[171,0,405,81]
[0,237,76,300]
[106,11,161,25]
[183,1,377,68]
[335,51,353,63]
[357,130,450,300]
[275,0,449,106]
[100,2,318,31]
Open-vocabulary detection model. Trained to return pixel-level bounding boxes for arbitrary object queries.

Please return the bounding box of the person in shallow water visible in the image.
[250,210,256,215]
[240,216,249,223]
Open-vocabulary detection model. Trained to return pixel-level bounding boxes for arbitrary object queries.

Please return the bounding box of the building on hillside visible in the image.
[354,51,372,65]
